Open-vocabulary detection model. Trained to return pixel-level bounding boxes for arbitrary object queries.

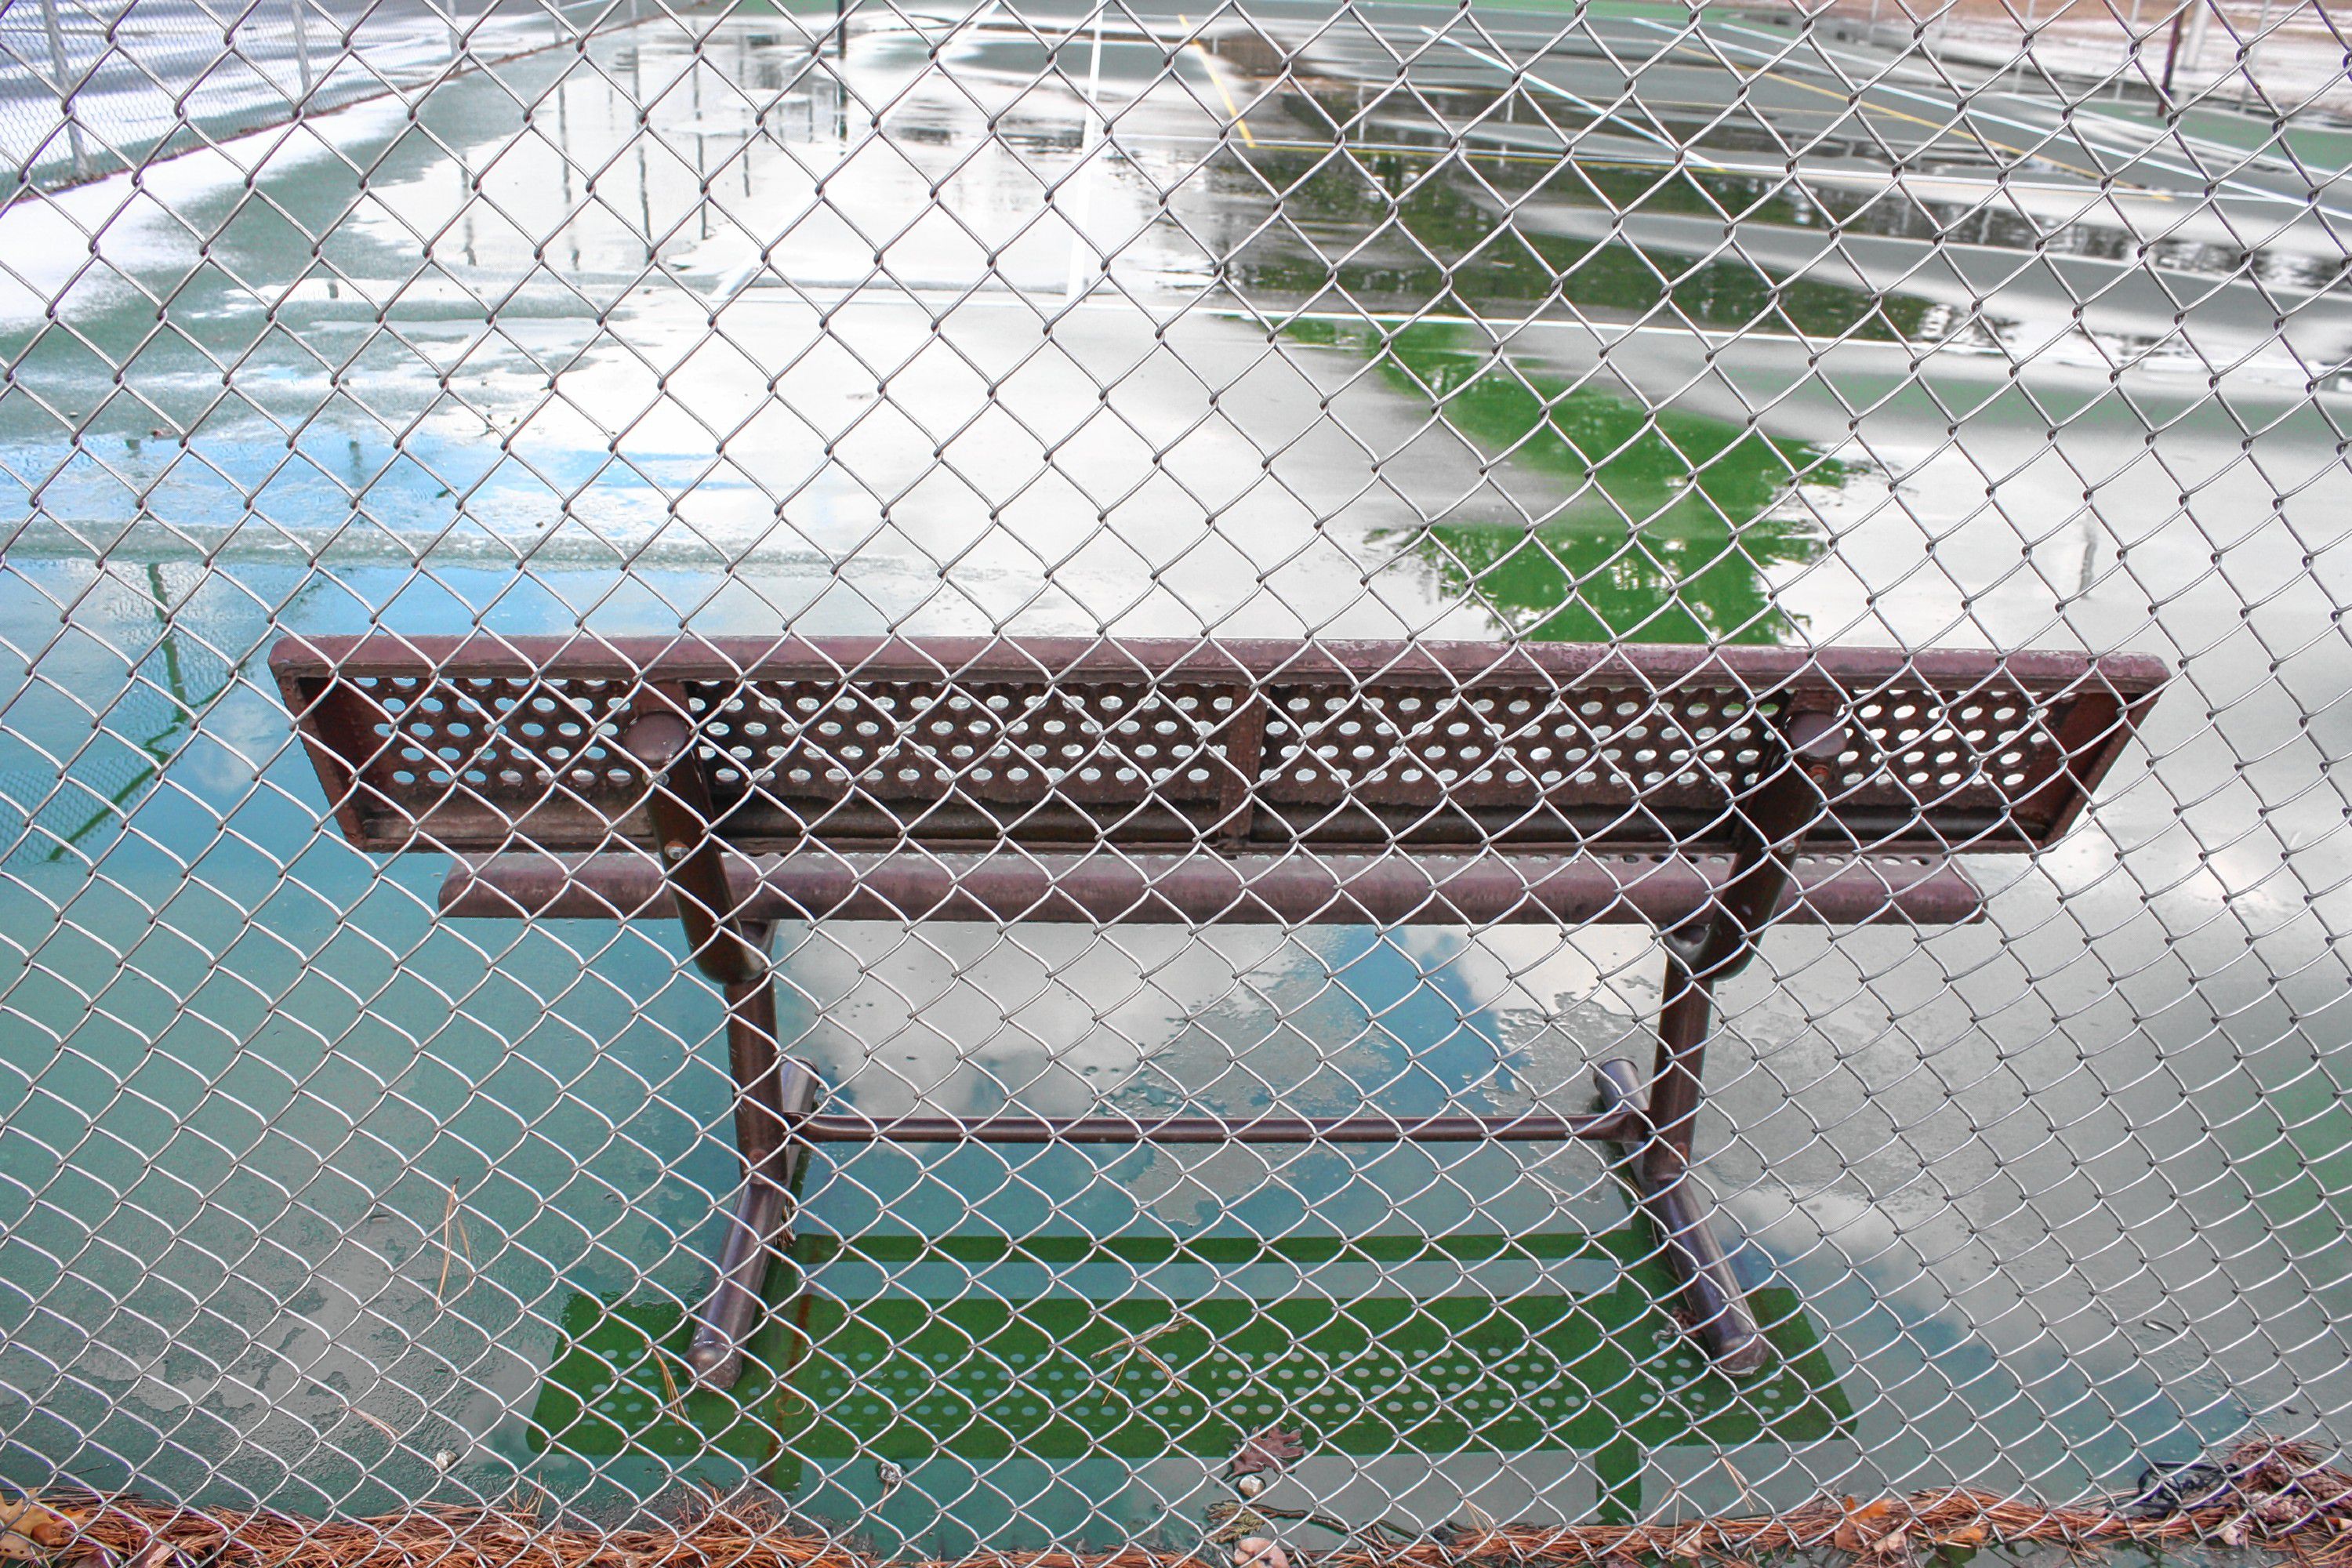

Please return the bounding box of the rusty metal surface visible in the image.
[272,635,2165,858]
[786,1101,1624,1144]
[437,848,1988,926]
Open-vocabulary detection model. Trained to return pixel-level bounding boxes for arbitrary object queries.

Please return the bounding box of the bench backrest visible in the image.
[271,636,2166,858]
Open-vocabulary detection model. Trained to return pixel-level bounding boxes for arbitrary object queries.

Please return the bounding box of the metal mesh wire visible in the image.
[0,0,619,189]
[1,0,2348,1555]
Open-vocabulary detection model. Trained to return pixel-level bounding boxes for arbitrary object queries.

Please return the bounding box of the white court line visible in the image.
[1414,25,1726,173]
[701,281,2348,383]
[1665,14,2350,222]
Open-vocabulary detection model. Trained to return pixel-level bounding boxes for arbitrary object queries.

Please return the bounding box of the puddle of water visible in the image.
[1287,317,1841,642]
[0,4,2347,1549]
[524,1229,1849,1547]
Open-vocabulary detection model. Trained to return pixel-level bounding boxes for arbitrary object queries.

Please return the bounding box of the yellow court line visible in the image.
[1178,13,1257,148]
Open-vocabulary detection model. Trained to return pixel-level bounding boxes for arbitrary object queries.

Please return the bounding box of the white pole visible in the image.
[292,0,314,96]
[2183,0,2212,88]
[1062,1,1106,305]
[2121,0,2143,100]
[38,0,90,180]
[2238,0,2273,107]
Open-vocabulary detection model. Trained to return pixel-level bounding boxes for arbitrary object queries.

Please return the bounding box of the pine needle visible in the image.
[1719,1456,1759,1513]
[434,1181,476,1307]
[652,1347,691,1429]
[345,1407,401,1444]
[24,1442,2352,1568]
[435,1184,458,1307]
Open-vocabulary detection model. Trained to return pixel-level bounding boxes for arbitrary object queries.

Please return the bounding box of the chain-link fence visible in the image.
[2,0,2350,1559]
[2,0,622,190]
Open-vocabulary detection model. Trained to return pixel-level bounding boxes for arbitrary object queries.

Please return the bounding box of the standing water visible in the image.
[0,0,2347,1552]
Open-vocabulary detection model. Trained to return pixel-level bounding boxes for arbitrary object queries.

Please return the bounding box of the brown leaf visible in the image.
[1833,1501,1898,1554]
[0,1496,73,1562]
[1230,1429,1304,1475]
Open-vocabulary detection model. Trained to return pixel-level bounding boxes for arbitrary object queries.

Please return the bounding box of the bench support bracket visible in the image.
[622,696,822,1390]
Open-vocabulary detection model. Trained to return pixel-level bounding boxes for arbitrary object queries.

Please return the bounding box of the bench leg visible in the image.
[621,697,823,1391]
[688,947,824,1389]
[1591,704,1849,1377]
[1592,966,1767,1375]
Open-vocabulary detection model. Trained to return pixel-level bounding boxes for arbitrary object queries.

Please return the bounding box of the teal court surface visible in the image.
[0,0,2348,1549]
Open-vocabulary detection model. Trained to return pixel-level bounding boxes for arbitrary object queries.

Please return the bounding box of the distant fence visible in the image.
[1,0,617,189]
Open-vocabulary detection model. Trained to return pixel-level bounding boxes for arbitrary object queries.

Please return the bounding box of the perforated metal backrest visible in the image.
[271,635,2167,858]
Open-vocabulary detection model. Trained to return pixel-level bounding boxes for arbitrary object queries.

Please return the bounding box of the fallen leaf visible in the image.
[1230,1429,1305,1475]
[1204,1502,1269,1546]
[1833,1501,1898,1553]
[0,1495,73,1561]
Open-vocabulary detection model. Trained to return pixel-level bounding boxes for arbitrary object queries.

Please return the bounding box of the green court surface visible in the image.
[528,1226,1852,1519]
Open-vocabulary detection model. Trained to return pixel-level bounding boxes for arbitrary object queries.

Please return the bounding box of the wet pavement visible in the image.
[0,0,2348,1550]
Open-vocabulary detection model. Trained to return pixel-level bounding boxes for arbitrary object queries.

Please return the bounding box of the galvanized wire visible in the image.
[0,0,2348,1556]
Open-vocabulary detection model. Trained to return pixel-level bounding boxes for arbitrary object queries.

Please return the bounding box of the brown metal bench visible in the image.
[270,634,2165,1388]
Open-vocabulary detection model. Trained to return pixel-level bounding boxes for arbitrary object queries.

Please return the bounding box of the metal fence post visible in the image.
[37,0,91,181]
[2183,0,2213,88]
[2238,0,2273,107]
[292,0,314,97]
[1064,0,1107,304]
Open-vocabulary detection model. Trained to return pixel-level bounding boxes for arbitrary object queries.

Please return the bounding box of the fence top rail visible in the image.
[270,634,2169,860]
